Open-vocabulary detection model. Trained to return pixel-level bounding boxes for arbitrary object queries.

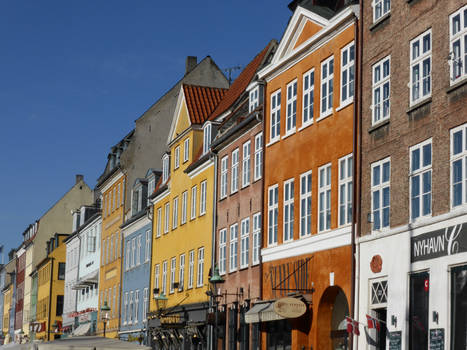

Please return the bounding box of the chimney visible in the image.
[185,56,197,75]
[76,174,84,184]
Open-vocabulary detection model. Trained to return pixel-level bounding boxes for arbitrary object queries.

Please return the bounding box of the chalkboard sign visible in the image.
[430,328,444,350]
[389,331,402,350]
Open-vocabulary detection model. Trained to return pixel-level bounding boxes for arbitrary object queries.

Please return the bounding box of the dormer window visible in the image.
[148,176,155,196]
[162,154,170,183]
[203,123,212,155]
[174,146,180,169]
[249,87,259,112]
[132,181,148,216]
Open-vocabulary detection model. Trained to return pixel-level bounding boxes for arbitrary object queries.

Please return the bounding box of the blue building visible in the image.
[0,265,5,344]
[119,170,159,344]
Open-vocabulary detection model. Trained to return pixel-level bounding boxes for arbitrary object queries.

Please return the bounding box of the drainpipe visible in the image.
[209,150,219,350]
[47,258,54,341]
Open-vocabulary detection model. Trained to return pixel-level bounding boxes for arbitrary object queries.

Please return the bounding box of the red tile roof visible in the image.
[183,85,227,125]
[208,40,275,121]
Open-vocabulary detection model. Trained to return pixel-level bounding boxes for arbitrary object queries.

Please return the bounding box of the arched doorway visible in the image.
[316,286,350,350]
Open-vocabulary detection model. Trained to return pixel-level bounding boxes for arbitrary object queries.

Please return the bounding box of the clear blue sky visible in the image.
[0,1,290,257]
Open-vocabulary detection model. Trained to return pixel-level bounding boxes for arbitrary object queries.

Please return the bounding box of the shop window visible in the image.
[409,271,429,350]
[239,304,249,350]
[252,323,260,350]
[369,278,388,349]
[451,264,467,349]
[56,295,64,316]
[266,319,291,350]
[229,306,238,350]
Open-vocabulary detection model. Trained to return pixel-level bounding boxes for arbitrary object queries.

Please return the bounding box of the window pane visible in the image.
[382,162,390,182]
[454,131,463,155]
[412,149,420,172]
[422,144,431,167]
[373,165,380,186]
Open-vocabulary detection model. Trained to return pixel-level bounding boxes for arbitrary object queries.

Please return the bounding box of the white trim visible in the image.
[168,86,188,144]
[99,170,124,194]
[187,159,213,179]
[409,29,432,106]
[122,216,151,238]
[150,188,170,205]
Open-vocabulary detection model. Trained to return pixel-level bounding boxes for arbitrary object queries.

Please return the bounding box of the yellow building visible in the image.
[34,233,68,341]
[96,133,133,338]
[148,84,226,347]
[2,284,12,340]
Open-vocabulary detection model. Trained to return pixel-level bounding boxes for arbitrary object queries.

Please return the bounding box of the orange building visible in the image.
[256,2,358,349]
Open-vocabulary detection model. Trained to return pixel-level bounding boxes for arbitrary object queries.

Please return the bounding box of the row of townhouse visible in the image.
[2,0,467,349]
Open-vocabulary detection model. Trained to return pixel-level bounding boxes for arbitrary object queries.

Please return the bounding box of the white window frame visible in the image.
[156,207,162,237]
[183,138,190,163]
[181,191,188,225]
[286,79,297,134]
[162,154,169,183]
[371,157,391,232]
[179,254,185,291]
[268,185,279,246]
[131,237,136,267]
[299,170,312,237]
[143,288,148,323]
[252,213,261,265]
[219,229,227,274]
[372,56,391,125]
[170,257,176,294]
[320,56,334,118]
[191,186,197,220]
[134,289,139,323]
[136,234,141,265]
[450,5,467,83]
[203,123,212,155]
[123,292,128,325]
[254,133,263,181]
[154,264,160,292]
[318,164,331,233]
[129,291,133,324]
[162,261,167,295]
[231,149,239,193]
[249,86,259,112]
[229,224,238,272]
[302,68,314,127]
[372,0,390,23]
[451,123,467,208]
[270,90,281,142]
[220,156,228,199]
[410,139,432,221]
[410,30,432,106]
[174,146,180,169]
[125,240,130,271]
[338,154,353,227]
[240,218,250,269]
[242,141,251,187]
[340,41,355,107]
[188,250,194,289]
[200,180,207,215]
[164,202,170,234]
[283,179,295,242]
[172,197,178,229]
[197,247,204,288]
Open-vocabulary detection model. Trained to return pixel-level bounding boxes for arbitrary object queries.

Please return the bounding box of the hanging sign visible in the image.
[273,297,306,318]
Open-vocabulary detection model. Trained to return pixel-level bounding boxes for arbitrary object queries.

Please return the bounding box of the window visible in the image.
[254,133,263,181]
[148,176,155,198]
[123,292,128,324]
[300,170,312,237]
[172,197,179,229]
[203,123,212,155]
[339,154,353,226]
[318,164,331,232]
[143,288,148,323]
[302,69,314,126]
[240,218,250,268]
[179,254,185,290]
[372,56,390,125]
[410,30,431,105]
[188,250,194,289]
[270,90,281,141]
[126,240,130,270]
[409,272,429,350]
[164,203,170,233]
[200,181,207,215]
[174,146,180,169]
[341,42,355,105]
[268,185,279,246]
[191,186,197,220]
[230,224,238,272]
[220,156,228,199]
[197,247,204,287]
[162,261,167,295]
[145,230,150,262]
[373,0,390,22]
[249,87,259,112]
[183,138,190,163]
[131,237,136,267]
[252,213,261,265]
[162,154,169,183]
[371,158,390,231]
[451,124,467,207]
[369,278,388,349]
[451,264,467,348]
[117,183,121,208]
[110,234,114,262]
[231,149,239,193]
[410,140,432,221]
[181,191,188,224]
[132,188,140,215]
[283,179,297,245]
[156,207,162,237]
[154,264,160,292]
[219,229,227,274]
[286,80,297,133]
[170,257,176,294]
[136,235,141,265]
[242,141,251,187]
[134,290,139,323]
[129,291,133,324]
[58,263,66,280]
[320,56,334,117]
[450,5,467,83]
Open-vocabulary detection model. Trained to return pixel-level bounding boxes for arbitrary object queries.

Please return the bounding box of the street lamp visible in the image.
[100,301,111,337]
[17,329,24,344]
[209,265,224,350]
[153,288,168,316]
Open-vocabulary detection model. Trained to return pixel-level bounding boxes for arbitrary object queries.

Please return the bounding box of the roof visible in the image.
[208,41,275,122]
[288,0,338,18]
[183,84,227,124]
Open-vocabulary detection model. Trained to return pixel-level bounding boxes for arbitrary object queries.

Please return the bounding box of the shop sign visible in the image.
[160,314,184,325]
[273,297,306,318]
[68,308,97,318]
[429,328,444,350]
[389,331,401,350]
[79,313,91,323]
[411,223,467,262]
[29,322,45,333]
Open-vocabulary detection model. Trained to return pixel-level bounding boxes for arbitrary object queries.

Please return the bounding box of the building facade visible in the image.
[357,0,467,349]
[62,225,80,335]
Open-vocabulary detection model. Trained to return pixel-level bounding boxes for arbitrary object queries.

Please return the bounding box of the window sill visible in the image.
[241,183,250,190]
[446,77,467,94]
[370,13,391,31]
[253,176,262,184]
[281,130,296,140]
[199,212,206,217]
[218,196,227,202]
[239,266,249,271]
[316,111,333,123]
[298,120,313,132]
[266,138,280,148]
[368,118,390,133]
[407,97,432,114]
[336,99,353,112]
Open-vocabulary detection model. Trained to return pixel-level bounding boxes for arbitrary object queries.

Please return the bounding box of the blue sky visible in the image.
[0,1,290,257]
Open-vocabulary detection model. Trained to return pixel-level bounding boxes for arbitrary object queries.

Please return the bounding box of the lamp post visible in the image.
[209,265,225,350]
[153,288,168,317]
[100,301,111,337]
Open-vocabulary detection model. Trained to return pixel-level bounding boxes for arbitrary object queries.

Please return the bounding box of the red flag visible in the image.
[366,314,381,331]
[345,317,360,335]
[353,319,360,335]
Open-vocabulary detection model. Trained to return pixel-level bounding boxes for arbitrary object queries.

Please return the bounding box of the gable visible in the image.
[293,20,323,50]
[173,99,191,141]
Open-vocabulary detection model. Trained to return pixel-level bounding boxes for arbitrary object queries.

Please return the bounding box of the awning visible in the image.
[245,302,285,324]
[72,271,98,290]
[71,323,91,336]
